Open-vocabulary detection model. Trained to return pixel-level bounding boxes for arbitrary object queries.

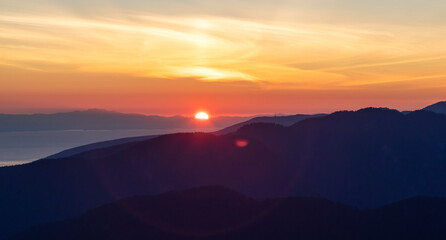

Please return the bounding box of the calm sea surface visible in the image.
[0,128,217,167]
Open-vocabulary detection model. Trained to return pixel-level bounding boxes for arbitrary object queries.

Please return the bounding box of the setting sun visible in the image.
[195,112,209,120]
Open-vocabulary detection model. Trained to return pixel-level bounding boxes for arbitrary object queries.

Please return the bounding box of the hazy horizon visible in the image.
[0,103,434,116]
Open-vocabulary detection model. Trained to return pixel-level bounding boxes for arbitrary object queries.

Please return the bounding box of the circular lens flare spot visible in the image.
[235,139,249,148]
[195,112,209,120]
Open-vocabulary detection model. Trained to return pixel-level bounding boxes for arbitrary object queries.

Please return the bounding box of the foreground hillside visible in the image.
[1,108,446,239]
[10,186,446,240]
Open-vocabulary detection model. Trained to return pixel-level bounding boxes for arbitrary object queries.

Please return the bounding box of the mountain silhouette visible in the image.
[237,108,446,206]
[423,101,446,115]
[9,186,446,240]
[0,133,281,239]
[45,113,325,159]
[1,108,446,239]
[44,135,158,159]
[215,113,326,134]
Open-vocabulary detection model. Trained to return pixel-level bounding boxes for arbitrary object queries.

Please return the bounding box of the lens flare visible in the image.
[235,139,249,148]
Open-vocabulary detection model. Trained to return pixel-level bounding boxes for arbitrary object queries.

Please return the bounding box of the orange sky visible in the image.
[1,1,446,115]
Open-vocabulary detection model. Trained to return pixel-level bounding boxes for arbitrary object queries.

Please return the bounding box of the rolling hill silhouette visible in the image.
[9,186,446,240]
[423,101,446,115]
[215,113,326,134]
[1,108,446,239]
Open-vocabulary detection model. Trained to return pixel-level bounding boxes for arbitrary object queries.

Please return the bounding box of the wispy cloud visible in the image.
[1,10,446,90]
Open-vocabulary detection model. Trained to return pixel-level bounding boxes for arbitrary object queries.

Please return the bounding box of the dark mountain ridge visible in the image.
[9,186,446,240]
[1,108,446,239]
[423,101,446,115]
[240,108,446,204]
[215,113,326,134]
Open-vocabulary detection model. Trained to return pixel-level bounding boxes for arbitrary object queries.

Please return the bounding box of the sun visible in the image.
[195,112,209,120]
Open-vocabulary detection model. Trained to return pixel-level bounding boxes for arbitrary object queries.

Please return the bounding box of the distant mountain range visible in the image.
[0,109,250,132]
[9,186,446,240]
[1,107,446,239]
[2,101,445,132]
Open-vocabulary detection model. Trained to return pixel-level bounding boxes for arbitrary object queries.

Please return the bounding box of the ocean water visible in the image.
[0,128,218,167]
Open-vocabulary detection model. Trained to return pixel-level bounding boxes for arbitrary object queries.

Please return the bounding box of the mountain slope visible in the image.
[237,108,446,206]
[44,135,158,159]
[9,186,446,240]
[423,101,446,115]
[215,113,326,134]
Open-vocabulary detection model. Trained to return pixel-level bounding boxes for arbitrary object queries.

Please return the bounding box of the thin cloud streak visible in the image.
[2,12,434,85]
[1,7,446,114]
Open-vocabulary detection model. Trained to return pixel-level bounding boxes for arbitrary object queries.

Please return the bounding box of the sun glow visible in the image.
[195,112,209,120]
[174,67,257,81]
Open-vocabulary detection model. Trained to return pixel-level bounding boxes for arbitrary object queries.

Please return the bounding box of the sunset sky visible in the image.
[1,0,446,115]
